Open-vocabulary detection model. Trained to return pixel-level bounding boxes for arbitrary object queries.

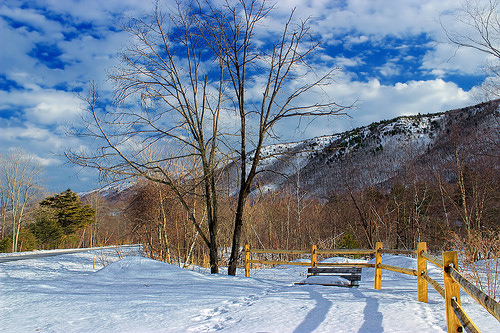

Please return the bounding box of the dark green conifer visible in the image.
[39,189,95,235]
[29,214,63,249]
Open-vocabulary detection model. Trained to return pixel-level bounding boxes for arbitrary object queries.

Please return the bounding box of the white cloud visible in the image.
[270,0,457,36]
[0,125,49,141]
[359,78,470,119]
[0,88,84,125]
[0,4,63,37]
[334,56,365,68]
[30,154,59,167]
[345,35,370,46]
[0,1,133,93]
[377,61,402,77]
[270,0,491,78]
[421,42,492,76]
[282,77,473,140]
[0,122,80,150]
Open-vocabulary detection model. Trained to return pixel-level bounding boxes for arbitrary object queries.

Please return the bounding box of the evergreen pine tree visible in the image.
[29,214,63,249]
[39,189,95,235]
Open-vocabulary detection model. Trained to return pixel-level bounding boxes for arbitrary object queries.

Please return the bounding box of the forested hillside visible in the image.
[225,99,500,198]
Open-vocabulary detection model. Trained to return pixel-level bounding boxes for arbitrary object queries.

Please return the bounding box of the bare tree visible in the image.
[68,0,348,275]
[0,170,7,239]
[443,0,500,58]
[198,0,348,275]
[67,0,225,272]
[83,191,106,248]
[442,0,500,97]
[0,149,43,252]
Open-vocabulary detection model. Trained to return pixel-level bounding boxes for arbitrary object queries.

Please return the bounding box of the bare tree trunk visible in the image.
[1,149,42,252]
[158,189,172,263]
[228,190,249,275]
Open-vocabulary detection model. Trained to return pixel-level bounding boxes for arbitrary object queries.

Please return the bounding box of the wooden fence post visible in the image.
[443,251,461,333]
[374,242,383,290]
[311,245,317,268]
[244,244,250,278]
[417,242,428,303]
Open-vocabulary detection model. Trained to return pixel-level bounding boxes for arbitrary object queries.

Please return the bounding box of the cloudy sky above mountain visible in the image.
[0,0,494,193]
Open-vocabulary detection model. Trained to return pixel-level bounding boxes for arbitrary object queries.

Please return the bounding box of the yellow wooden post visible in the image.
[244,244,250,277]
[417,242,428,303]
[311,245,317,268]
[443,251,462,333]
[374,242,383,290]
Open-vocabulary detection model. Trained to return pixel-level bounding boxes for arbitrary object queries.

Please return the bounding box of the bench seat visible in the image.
[297,267,362,287]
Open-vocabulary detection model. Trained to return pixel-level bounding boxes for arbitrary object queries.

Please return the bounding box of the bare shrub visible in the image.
[453,229,500,300]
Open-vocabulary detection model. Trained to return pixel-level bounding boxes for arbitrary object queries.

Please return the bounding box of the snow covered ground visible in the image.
[1,247,498,332]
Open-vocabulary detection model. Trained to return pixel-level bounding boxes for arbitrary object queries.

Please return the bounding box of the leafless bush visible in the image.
[453,230,500,300]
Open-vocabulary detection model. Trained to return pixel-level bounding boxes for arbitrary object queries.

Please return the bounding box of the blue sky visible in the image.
[0,0,493,193]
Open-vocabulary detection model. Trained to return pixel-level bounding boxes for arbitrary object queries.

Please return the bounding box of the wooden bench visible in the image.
[298,267,362,287]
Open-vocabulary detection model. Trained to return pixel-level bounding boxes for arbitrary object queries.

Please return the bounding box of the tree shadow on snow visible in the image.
[293,289,332,333]
[351,289,383,333]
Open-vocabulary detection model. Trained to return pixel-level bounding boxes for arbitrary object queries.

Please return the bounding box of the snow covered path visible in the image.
[1,248,498,332]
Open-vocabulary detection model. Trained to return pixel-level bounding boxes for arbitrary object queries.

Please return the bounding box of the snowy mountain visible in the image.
[85,99,500,200]
[80,180,136,200]
[230,99,500,198]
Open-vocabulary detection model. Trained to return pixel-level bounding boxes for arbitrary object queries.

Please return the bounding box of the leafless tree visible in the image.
[67,0,348,275]
[198,0,348,275]
[443,0,500,58]
[442,0,500,98]
[67,0,225,272]
[82,191,107,248]
[0,149,43,252]
[0,171,7,239]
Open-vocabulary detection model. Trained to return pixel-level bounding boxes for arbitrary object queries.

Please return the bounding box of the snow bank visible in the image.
[96,256,186,277]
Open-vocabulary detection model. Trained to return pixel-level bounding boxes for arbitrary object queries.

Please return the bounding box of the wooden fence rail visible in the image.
[379,248,416,255]
[247,259,311,267]
[378,263,417,276]
[448,266,500,322]
[421,251,443,268]
[451,298,481,333]
[316,249,375,255]
[421,272,446,298]
[314,262,375,268]
[244,242,500,333]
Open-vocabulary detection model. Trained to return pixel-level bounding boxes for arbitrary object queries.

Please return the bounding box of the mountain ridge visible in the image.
[85,99,500,200]
[242,99,500,198]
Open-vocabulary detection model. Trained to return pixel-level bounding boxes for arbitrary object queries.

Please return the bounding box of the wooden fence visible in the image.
[243,242,500,333]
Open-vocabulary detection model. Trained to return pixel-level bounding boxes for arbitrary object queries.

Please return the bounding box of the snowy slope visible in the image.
[1,248,498,332]
[79,99,500,200]
[218,99,500,197]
